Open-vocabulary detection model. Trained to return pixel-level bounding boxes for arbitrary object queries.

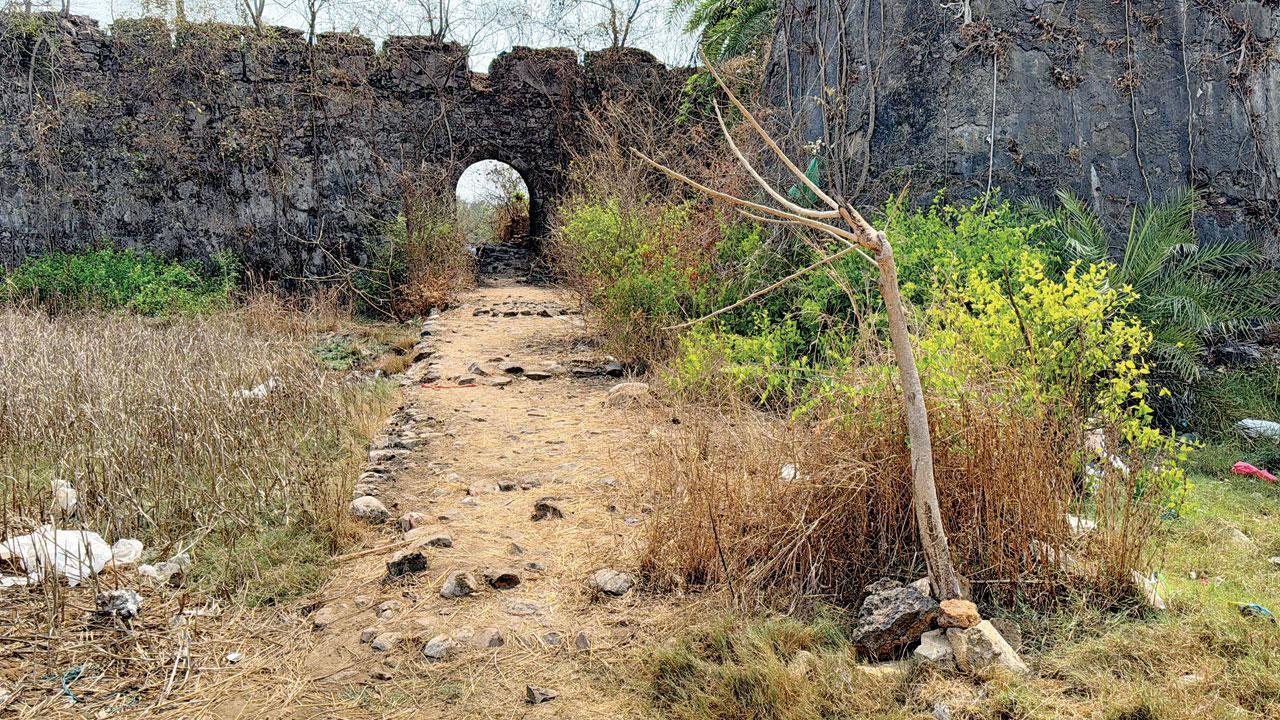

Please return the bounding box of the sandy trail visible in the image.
[225,280,673,719]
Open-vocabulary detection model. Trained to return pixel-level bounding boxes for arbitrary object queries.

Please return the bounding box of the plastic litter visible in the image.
[1131,570,1167,611]
[1231,461,1277,484]
[95,589,143,620]
[1236,602,1277,623]
[780,463,800,483]
[51,665,84,703]
[1067,514,1097,534]
[138,561,183,587]
[234,376,281,400]
[137,551,191,587]
[110,538,144,566]
[1237,419,1280,440]
[0,526,112,587]
[51,479,77,516]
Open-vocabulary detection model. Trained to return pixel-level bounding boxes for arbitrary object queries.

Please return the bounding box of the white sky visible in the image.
[457,160,527,203]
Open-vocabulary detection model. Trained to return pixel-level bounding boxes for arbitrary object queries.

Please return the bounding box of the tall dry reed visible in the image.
[0,307,392,604]
[640,381,1113,609]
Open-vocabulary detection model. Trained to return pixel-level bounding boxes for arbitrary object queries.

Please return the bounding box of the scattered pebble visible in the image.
[399,512,428,532]
[587,568,637,597]
[370,632,400,652]
[440,570,480,599]
[484,568,522,590]
[474,627,505,648]
[375,600,401,620]
[422,634,458,661]
[313,603,346,630]
[349,496,389,524]
[386,547,430,578]
[503,600,545,617]
[403,527,453,547]
[532,497,564,521]
[525,685,559,704]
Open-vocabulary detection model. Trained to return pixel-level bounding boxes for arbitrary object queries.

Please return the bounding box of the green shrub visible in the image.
[357,198,473,320]
[557,199,730,358]
[924,252,1193,512]
[3,247,237,315]
[884,193,1056,302]
[671,314,828,407]
[659,193,1056,407]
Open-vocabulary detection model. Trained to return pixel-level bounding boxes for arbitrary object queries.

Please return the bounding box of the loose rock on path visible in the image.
[265,281,672,718]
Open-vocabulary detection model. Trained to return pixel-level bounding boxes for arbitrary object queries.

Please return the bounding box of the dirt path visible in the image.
[233,280,673,718]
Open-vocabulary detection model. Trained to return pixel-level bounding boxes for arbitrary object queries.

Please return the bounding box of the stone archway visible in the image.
[0,15,691,277]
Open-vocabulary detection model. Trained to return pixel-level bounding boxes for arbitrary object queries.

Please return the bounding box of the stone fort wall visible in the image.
[0,13,685,275]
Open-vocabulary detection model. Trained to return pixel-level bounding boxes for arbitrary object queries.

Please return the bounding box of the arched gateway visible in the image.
[0,15,687,276]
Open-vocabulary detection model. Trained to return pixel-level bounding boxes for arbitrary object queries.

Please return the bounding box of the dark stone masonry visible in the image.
[0,13,685,275]
[768,0,1280,255]
[4,5,1277,277]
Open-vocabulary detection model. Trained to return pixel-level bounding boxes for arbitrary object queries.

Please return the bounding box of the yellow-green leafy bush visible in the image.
[921,251,1194,578]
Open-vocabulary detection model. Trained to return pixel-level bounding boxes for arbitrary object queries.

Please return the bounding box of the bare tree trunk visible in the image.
[875,234,963,601]
[635,55,967,603]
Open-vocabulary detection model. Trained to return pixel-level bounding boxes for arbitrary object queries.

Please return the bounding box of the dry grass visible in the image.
[393,179,475,317]
[648,609,914,720]
[643,459,1280,720]
[639,372,1171,610]
[0,305,398,714]
[0,308,386,578]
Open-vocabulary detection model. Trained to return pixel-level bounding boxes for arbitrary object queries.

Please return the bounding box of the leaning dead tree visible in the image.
[633,58,965,602]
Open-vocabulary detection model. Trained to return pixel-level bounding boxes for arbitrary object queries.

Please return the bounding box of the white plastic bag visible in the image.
[110,538,144,566]
[0,526,113,587]
[51,479,78,515]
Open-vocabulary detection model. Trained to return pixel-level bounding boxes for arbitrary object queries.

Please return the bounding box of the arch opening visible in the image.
[455,160,534,278]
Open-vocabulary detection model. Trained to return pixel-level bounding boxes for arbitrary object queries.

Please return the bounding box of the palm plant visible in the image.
[1036,188,1278,385]
[675,0,776,61]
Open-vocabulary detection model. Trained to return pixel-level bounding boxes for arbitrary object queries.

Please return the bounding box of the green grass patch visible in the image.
[3,247,237,315]
[191,526,336,607]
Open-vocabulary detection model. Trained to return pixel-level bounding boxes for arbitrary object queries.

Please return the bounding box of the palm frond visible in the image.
[1044,185,1276,397]
[1120,188,1200,291]
[1149,337,1204,384]
[1167,238,1267,276]
[685,0,777,61]
[1052,190,1108,266]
